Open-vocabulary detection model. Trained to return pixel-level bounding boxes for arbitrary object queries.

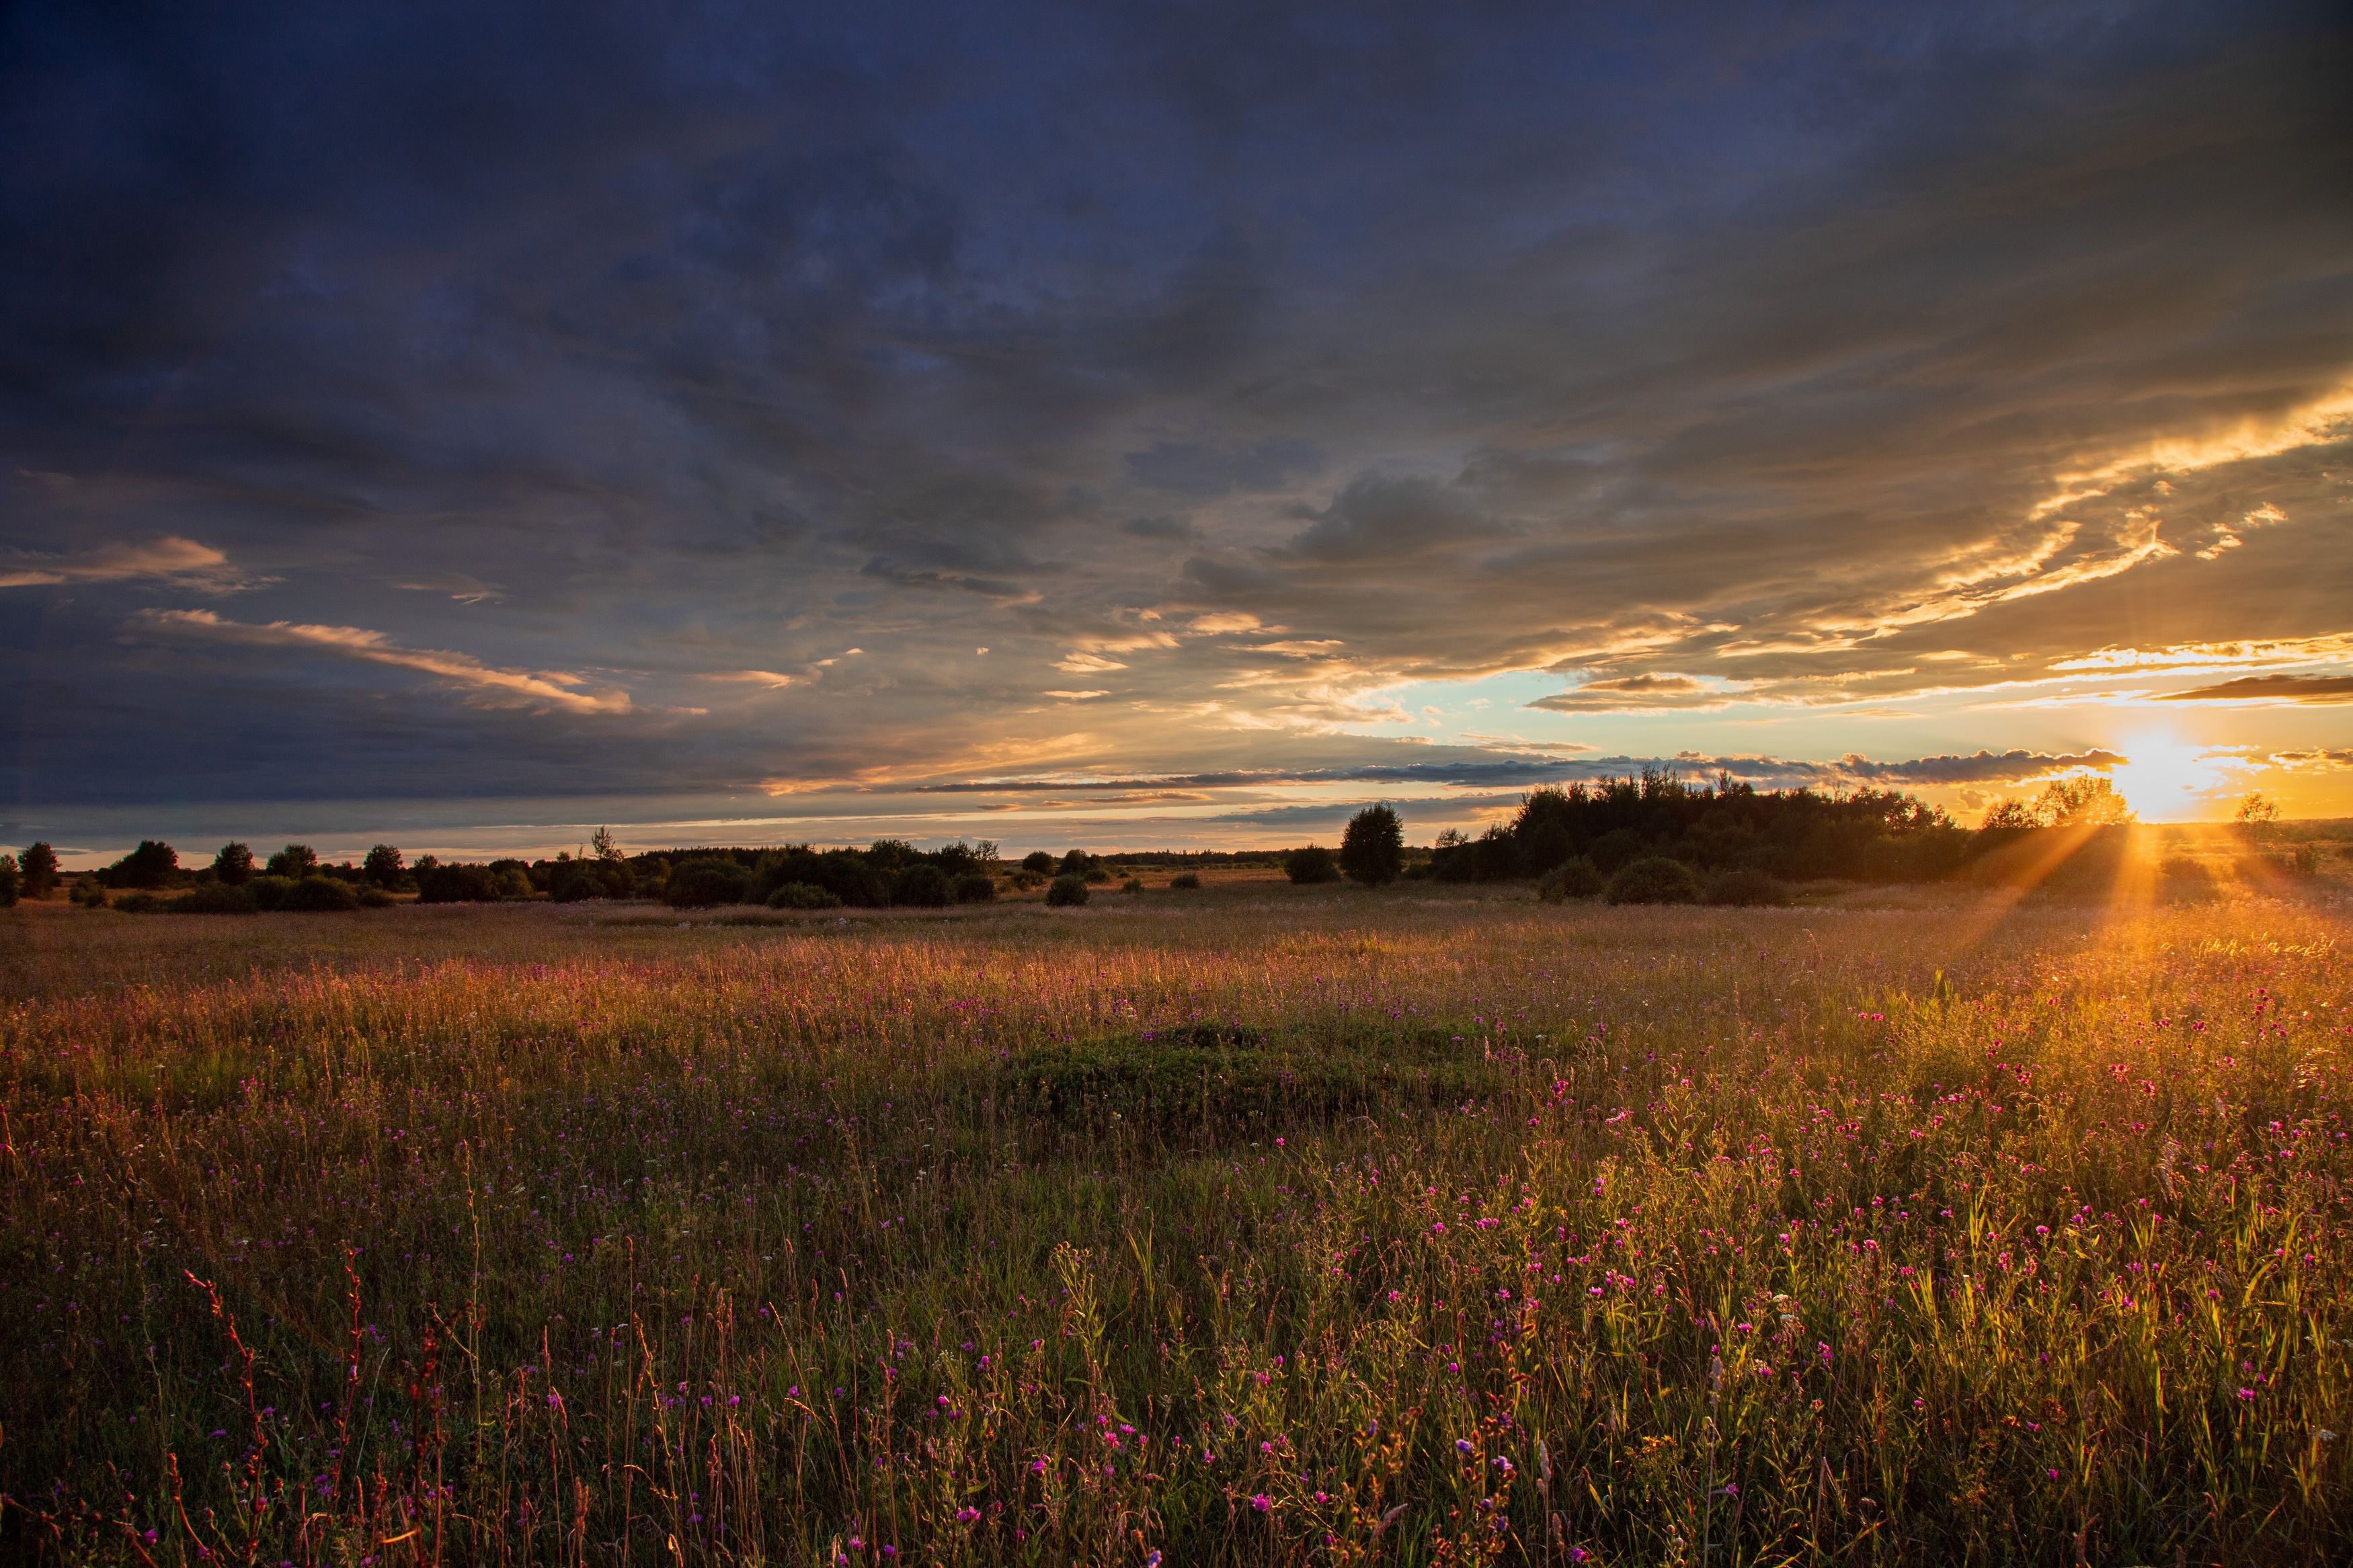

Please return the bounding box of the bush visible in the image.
[113,891,163,913]
[356,885,396,908]
[664,860,751,909]
[1339,804,1405,886]
[276,876,360,912]
[767,881,843,910]
[1285,845,1341,884]
[1058,850,1098,877]
[210,843,255,886]
[1706,866,1790,907]
[1606,856,1702,905]
[1011,870,1044,891]
[416,864,502,903]
[170,883,259,915]
[71,877,109,909]
[1045,874,1090,907]
[1169,872,1201,890]
[1121,876,1146,893]
[892,864,953,907]
[953,873,996,904]
[1537,857,1605,903]
[1020,851,1058,875]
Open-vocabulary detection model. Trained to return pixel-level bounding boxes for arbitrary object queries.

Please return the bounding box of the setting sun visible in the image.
[2108,731,2232,820]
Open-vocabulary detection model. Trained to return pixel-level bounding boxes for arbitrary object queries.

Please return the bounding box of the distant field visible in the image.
[1,880,2346,1564]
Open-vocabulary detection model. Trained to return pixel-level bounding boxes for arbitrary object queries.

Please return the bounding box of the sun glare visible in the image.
[2108,731,2229,820]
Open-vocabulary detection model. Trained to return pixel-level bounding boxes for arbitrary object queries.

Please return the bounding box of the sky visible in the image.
[3,0,2350,862]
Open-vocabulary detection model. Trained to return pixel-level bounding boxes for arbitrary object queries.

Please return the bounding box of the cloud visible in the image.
[130,609,632,714]
[2157,673,2353,703]
[2,3,2348,829]
[701,669,804,690]
[0,536,249,590]
[1831,749,2123,786]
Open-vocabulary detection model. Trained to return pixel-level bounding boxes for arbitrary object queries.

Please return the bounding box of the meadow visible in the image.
[0,873,2346,1565]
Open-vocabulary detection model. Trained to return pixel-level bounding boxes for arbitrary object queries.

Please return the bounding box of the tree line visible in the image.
[1,770,2305,913]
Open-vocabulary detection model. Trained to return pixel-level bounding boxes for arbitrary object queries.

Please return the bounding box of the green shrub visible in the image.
[1606,856,1702,905]
[278,876,360,913]
[1011,870,1044,891]
[1169,872,1201,890]
[1705,866,1789,907]
[1122,876,1146,893]
[1537,856,1604,903]
[953,873,996,904]
[1020,851,1057,875]
[892,864,953,907]
[1339,804,1404,886]
[170,883,259,915]
[1046,874,1090,907]
[767,881,843,910]
[1285,845,1341,884]
[71,876,109,909]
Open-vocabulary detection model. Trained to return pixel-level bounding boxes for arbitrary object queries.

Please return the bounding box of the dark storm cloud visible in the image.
[1,0,2346,833]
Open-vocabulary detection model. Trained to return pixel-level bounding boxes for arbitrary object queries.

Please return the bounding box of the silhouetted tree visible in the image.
[362,844,406,889]
[266,843,319,878]
[0,854,18,907]
[1339,804,1405,886]
[114,840,179,889]
[1021,851,1057,874]
[211,843,255,885]
[18,841,57,899]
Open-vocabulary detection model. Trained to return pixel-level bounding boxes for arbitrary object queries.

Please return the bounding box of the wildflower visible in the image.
[1251,1494,1271,1513]
[1456,1439,1475,1454]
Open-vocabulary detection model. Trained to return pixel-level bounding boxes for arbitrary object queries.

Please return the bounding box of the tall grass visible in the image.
[0,892,2345,1563]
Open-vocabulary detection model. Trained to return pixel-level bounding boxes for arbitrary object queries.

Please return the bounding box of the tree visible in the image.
[0,854,18,907]
[2032,774,2133,828]
[2234,792,2280,833]
[212,843,255,885]
[362,844,407,889]
[19,841,57,899]
[1339,804,1404,886]
[1021,851,1057,874]
[1045,874,1090,907]
[590,826,625,862]
[1978,800,2038,831]
[266,843,319,878]
[114,840,179,889]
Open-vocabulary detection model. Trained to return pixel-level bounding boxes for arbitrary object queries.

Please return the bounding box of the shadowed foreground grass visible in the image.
[0,889,2346,1564]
